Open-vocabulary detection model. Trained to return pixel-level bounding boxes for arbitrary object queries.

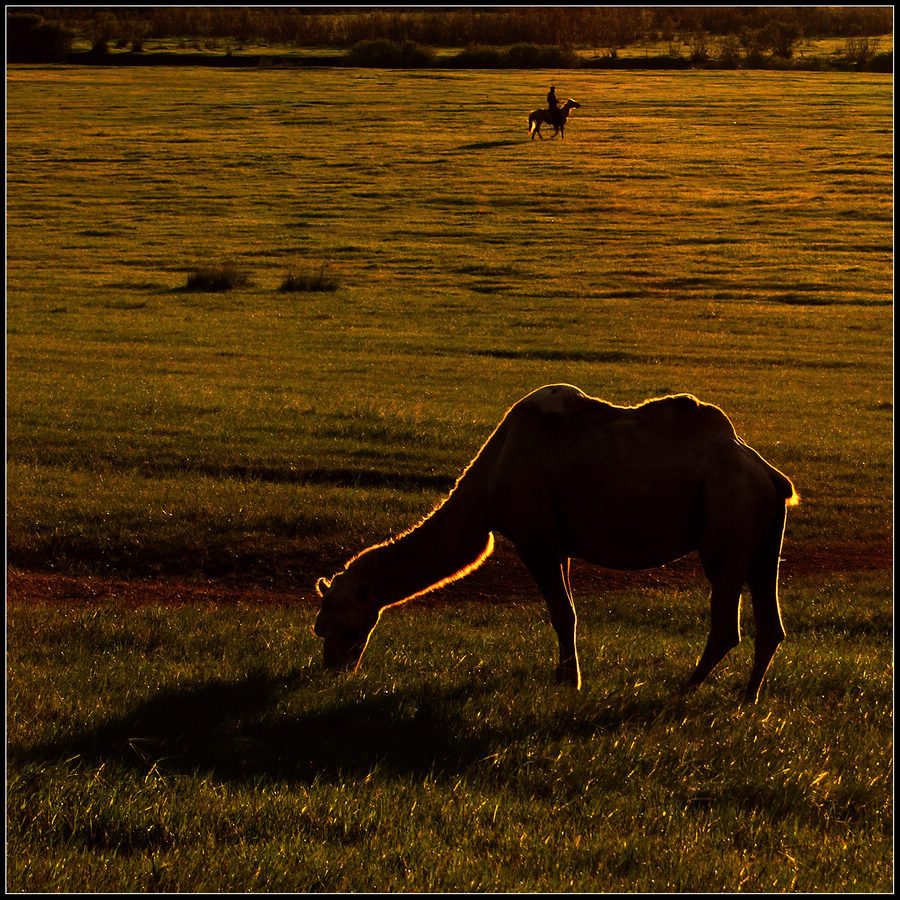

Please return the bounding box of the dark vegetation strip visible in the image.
[466,347,868,370]
[8,8,893,71]
[53,46,894,73]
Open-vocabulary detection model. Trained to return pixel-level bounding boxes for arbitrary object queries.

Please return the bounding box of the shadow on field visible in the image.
[453,139,522,151]
[9,668,497,784]
[11,666,673,785]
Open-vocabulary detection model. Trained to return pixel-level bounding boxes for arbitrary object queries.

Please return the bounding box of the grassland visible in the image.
[6,66,893,891]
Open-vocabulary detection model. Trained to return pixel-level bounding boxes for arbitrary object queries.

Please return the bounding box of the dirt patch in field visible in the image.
[6,540,890,609]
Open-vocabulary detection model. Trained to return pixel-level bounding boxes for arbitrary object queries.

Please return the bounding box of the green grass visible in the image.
[7,572,892,891]
[5,66,893,891]
[6,67,893,580]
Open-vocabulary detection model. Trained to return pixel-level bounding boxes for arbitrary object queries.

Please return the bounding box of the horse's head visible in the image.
[313,570,381,671]
[564,98,581,110]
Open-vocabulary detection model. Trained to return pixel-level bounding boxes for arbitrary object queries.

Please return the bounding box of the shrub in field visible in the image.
[446,45,509,68]
[87,10,120,54]
[687,30,711,64]
[866,50,892,73]
[448,43,578,69]
[843,34,884,67]
[6,13,73,63]
[717,35,743,68]
[122,18,151,52]
[279,263,338,293]
[506,43,578,68]
[184,263,249,292]
[346,39,436,68]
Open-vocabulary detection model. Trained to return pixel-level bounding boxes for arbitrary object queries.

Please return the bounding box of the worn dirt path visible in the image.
[7,539,890,609]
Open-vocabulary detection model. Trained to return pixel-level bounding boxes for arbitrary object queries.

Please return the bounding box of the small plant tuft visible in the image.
[279,262,339,293]
[184,263,249,292]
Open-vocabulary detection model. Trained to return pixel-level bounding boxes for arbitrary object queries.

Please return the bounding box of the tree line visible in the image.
[9,6,893,68]
[14,6,894,50]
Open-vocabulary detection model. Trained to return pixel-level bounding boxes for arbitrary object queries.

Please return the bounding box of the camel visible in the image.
[528,98,581,140]
[315,384,799,703]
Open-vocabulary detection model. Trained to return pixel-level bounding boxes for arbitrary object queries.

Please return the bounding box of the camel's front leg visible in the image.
[520,550,580,688]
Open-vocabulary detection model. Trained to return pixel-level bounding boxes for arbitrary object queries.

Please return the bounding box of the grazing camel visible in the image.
[315,384,799,703]
[528,98,581,140]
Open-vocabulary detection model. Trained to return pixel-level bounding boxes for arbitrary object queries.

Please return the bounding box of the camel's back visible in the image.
[627,392,737,440]
[483,385,799,567]
[515,384,736,445]
[490,386,749,565]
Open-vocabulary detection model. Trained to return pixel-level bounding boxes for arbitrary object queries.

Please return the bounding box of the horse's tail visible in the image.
[527,112,534,134]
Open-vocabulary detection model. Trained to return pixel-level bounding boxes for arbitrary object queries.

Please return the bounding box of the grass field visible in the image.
[6,66,893,891]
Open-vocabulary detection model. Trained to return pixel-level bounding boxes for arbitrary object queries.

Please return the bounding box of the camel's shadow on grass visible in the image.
[12,667,671,785]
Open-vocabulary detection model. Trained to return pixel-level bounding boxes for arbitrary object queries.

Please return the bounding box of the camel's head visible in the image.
[313,571,380,672]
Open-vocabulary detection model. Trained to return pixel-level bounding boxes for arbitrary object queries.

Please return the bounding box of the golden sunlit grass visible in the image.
[6,65,892,891]
[6,67,892,578]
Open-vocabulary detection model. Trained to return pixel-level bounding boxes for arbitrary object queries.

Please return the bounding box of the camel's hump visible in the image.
[513,385,735,436]
[517,384,588,418]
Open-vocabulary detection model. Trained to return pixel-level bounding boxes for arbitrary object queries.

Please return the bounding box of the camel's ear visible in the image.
[315,577,331,597]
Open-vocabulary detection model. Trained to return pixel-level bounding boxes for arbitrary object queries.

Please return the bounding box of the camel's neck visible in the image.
[348,489,493,611]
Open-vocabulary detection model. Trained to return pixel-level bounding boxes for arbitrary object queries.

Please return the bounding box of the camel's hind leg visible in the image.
[683,527,748,691]
[744,507,788,703]
[682,571,743,691]
[520,550,580,688]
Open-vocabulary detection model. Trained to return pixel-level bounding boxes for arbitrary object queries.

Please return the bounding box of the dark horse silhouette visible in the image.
[528,98,581,140]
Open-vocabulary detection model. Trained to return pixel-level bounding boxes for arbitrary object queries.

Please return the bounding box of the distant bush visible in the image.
[184,264,249,292]
[350,41,581,70]
[346,39,436,68]
[6,13,73,63]
[446,45,508,68]
[866,51,892,73]
[279,263,338,293]
[844,34,883,66]
[507,43,578,68]
[446,43,578,69]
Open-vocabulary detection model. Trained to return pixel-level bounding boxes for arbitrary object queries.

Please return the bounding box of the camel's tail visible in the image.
[773,469,800,508]
[737,437,799,508]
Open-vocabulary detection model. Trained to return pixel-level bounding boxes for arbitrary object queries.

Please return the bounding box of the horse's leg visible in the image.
[744,506,788,703]
[519,549,580,688]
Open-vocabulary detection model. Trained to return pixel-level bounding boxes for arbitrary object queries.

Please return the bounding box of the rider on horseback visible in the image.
[547,85,560,127]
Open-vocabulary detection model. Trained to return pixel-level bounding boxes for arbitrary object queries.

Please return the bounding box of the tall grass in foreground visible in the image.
[7,572,892,892]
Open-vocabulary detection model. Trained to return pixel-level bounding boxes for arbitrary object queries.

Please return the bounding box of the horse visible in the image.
[315,384,799,704]
[528,98,581,140]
